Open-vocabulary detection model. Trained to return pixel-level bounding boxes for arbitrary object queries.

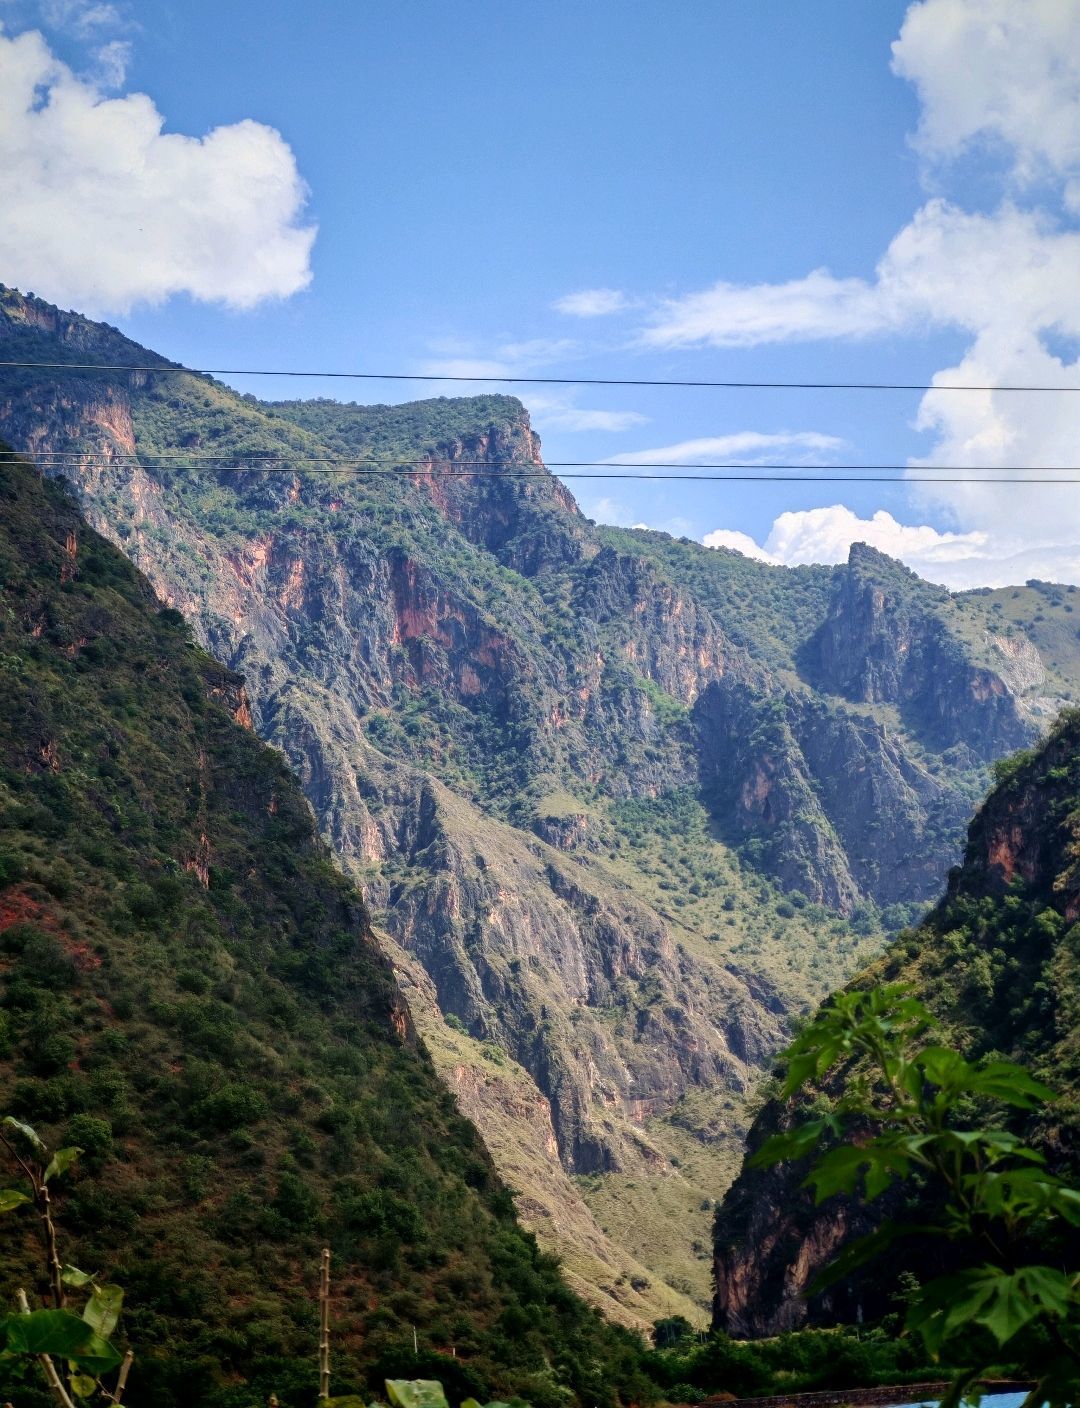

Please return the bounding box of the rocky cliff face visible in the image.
[694,678,969,909]
[806,543,1034,759]
[2,285,1077,1323]
[712,712,1080,1337]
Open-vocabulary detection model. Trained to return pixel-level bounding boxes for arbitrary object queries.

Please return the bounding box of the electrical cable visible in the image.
[2,359,1080,393]
[11,449,1080,472]
[5,450,1079,484]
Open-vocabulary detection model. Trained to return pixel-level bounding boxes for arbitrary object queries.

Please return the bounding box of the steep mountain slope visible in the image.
[0,451,654,1407]
[2,284,1078,1321]
[712,711,1080,1337]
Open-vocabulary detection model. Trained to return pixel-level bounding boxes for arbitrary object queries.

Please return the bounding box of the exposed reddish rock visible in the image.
[184,831,212,888]
[60,528,78,582]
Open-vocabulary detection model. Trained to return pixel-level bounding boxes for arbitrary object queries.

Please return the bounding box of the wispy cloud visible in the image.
[579,494,637,526]
[415,357,514,380]
[643,202,1080,352]
[40,0,122,32]
[91,34,127,85]
[498,336,580,362]
[580,496,691,537]
[417,342,646,433]
[604,431,844,465]
[526,391,647,434]
[3,0,134,86]
[553,288,632,318]
[418,335,579,382]
[643,270,892,348]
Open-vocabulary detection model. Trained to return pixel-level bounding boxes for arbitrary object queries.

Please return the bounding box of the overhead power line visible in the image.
[2,359,1080,393]
[12,449,1080,472]
[7,450,1080,484]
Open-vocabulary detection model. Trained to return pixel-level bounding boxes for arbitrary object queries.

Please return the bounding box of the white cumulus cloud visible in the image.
[0,25,316,312]
[700,529,780,564]
[893,0,1080,205]
[704,506,1080,590]
[766,507,987,570]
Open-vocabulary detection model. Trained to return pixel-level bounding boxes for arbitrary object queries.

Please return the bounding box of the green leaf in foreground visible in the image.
[386,1380,451,1408]
[82,1284,123,1340]
[43,1146,82,1184]
[764,983,1080,1393]
[61,1265,95,1288]
[0,1188,29,1213]
[906,1263,1072,1353]
[3,1308,122,1375]
[2,1116,45,1155]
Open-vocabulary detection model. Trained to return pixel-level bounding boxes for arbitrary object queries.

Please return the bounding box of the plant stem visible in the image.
[15,1288,77,1408]
[35,1180,66,1310]
[318,1247,331,1401]
[102,1350,135,1405]
[0,1129,36,1186]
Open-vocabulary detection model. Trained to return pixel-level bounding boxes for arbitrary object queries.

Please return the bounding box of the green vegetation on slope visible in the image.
[0,454,651,1408]
[750,985,1078,1402]
[271,394,536,461]
[954,578,1080,706]
[873,726,1080,1148]
[713,710,1080,1338]
[645,1323,942,1400]
[596,787,887,1001]
[596,525,837,677]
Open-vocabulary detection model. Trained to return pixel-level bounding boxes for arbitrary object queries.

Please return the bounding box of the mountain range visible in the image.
[2,284,1079,1324]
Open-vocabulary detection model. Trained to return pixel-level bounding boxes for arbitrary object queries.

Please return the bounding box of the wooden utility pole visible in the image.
[318,1248,331,1401]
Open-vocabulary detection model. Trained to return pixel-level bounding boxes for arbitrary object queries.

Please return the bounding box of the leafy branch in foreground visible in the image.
[751,983,1080,1408]
[0,1116,131,1407]
[320,1379,515,1408]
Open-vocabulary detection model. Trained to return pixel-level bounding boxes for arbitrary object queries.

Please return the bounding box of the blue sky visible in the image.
[3,0,1080,585]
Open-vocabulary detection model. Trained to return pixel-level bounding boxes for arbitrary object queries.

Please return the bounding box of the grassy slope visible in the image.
[566,790,883,1308]
[383,931,708,1327]
[953,579,1080,701]
[0,456,651,1408]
